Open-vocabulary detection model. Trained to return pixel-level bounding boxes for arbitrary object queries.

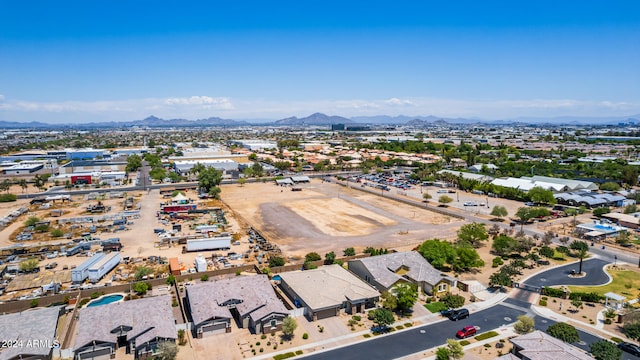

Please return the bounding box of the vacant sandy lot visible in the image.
[221,180,464,257]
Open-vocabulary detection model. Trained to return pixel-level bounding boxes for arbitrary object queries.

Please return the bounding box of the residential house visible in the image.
[502,330,592,360]
[279,264,380,321]
[186,275,289,337]
[0,306,62,360]
[348,251,457,296]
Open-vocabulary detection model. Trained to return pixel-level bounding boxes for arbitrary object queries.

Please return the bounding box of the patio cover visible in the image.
[584,230,605,237]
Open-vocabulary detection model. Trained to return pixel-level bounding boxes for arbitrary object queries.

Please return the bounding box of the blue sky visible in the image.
[0,1,639,122]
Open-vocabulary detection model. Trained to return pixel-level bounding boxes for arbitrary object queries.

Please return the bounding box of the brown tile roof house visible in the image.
[186,275,289,337]
[73,295,176,360]
[0,306,62,360]
[348,251,457,295]
[278,264,380,321]
[507,330,592,360]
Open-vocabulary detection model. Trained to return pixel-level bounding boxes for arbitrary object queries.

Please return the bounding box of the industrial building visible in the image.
[72,253,108,283]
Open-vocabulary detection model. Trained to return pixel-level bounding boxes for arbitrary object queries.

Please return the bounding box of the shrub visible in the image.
[261,334,267,340]
[569,292,604,303]
[404,322,413,327]
[543,287,564,298]
[50,228,64,237]
[459,340,470,346]
[0,194,17,202]
[273,352,296,360]
[260,348,264,353]
[79,298,90,307]
[302,333,308,340]
[256,342,260,346]
[396,325,404,330]
[475,331,499,341]
[172,300,179,307]
[492,257,504,268]
[440,294,465,309]
[352,315,361,321]
[604,319,612,325]
[295,350,303,355]
[201,274,209,281]
[363,334,371,338]
[484,343,492,348]
[539,299,547,306]
[90,292,100,299]
[611,337,623,343]
[30,299,39,308]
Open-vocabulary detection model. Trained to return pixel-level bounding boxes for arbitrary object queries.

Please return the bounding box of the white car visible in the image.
[463,202,477,206]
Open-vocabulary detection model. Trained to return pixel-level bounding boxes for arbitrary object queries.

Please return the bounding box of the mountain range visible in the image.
[0,113,639,129]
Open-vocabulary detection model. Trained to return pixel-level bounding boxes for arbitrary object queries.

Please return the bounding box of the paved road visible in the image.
[302,304,526,360]
[524,258,611,288]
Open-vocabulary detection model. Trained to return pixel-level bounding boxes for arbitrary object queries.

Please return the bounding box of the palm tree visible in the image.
[19,179,27,194]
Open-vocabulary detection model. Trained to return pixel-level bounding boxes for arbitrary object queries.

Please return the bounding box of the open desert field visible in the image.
[221,179,465,257]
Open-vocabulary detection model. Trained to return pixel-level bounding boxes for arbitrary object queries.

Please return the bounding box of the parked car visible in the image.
[447,308,470,321]
[463,202,477,206]
[456,325,477,338]
[618,342,640,357]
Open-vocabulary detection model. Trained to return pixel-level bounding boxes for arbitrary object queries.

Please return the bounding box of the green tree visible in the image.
[440,294,465,309]
[600,182,621,192]
[238,178,246,187]
[593,207,611,217]
[438,195,453,206]
[370,308,395,327]
[133,282,150,295]
[33,174,46,192]
[492,235,518,256]
[624,204,638,214]
[251,162,264,177]
[343,247,355,257]
[50,228,64,237]
[514,315,535,334]
[149,167,167,181]
[570,241,589,274]
[381,291,398,310]
[456,222,489,248]
[422,192,432,202]
[269,256,285,267]
[539,246,555,259]
[435,347,450,360]
[25,216,41,227]
[154,341,179,360]
[527,187,556,205]
[392,283,418,313]
[200,274,209,282]
[198,166,223,196]
[19,258,39,272]
[623,321,640,341]
[622,166,639,187]
[18,179,27,194]
[125,154,143,172]
[305,252,322,262]
[418,239,456,269]
[166,274,176,285]
[446,338,464,360]
[248,153,257,161]
[324,251,336,265]
[489,270,512,288]
[490,205,508,220]
[589,340,622,360]
[546,322,580,343]
[453,246,484,271]
[282,317,298,338]
[135,266,153,280]
[515,207,535,231]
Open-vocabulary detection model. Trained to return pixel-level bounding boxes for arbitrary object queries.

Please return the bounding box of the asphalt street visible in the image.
[524,258,611,287]
[302,304,526,360]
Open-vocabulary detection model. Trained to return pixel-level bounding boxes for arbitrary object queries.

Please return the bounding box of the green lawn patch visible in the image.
[424,301,447,313]
[363,334,371,338]
[274,352,296,360]
[568,268,640,298]
[459,340,471,346]
[475,331,499,341]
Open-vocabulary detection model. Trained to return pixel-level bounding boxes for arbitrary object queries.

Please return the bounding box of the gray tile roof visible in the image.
[279,264,380,310]
[510,330,592,360]
[352,251,455,289]
[74,295,176,351]
[186,275,288,326]
[0,306,61,360]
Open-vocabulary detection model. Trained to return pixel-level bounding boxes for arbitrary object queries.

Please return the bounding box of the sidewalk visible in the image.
[530,304,623,341]
[251,290,510,360]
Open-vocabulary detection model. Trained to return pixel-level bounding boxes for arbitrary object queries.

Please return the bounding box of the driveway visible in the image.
[524,258,610,288]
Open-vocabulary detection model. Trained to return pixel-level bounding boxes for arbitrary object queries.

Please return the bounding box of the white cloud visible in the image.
[384,97,415,106]
[164,96,234,109]
[0,95,639,122]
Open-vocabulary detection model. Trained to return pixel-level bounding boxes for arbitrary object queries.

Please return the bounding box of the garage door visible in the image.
[77,347,112,360]
[201,322,227,335]
[315,308,337,320]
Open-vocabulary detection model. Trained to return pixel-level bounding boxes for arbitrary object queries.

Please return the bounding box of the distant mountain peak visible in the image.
[273,113,353,126]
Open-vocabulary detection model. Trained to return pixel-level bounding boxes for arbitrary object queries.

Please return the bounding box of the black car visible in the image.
[618,342,640,357]
[371,326,390,334]
[447,308,470,321]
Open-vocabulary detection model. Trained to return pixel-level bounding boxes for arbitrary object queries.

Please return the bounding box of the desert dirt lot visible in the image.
[221,179,465,258]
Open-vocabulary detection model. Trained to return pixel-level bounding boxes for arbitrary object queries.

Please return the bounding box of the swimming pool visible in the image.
[87,294,124,307]
[577,222,625,235]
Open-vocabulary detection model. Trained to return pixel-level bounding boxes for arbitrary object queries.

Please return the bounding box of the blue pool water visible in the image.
[87,294,124,307]
[593,224,615,230]
[272,275,282,281]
